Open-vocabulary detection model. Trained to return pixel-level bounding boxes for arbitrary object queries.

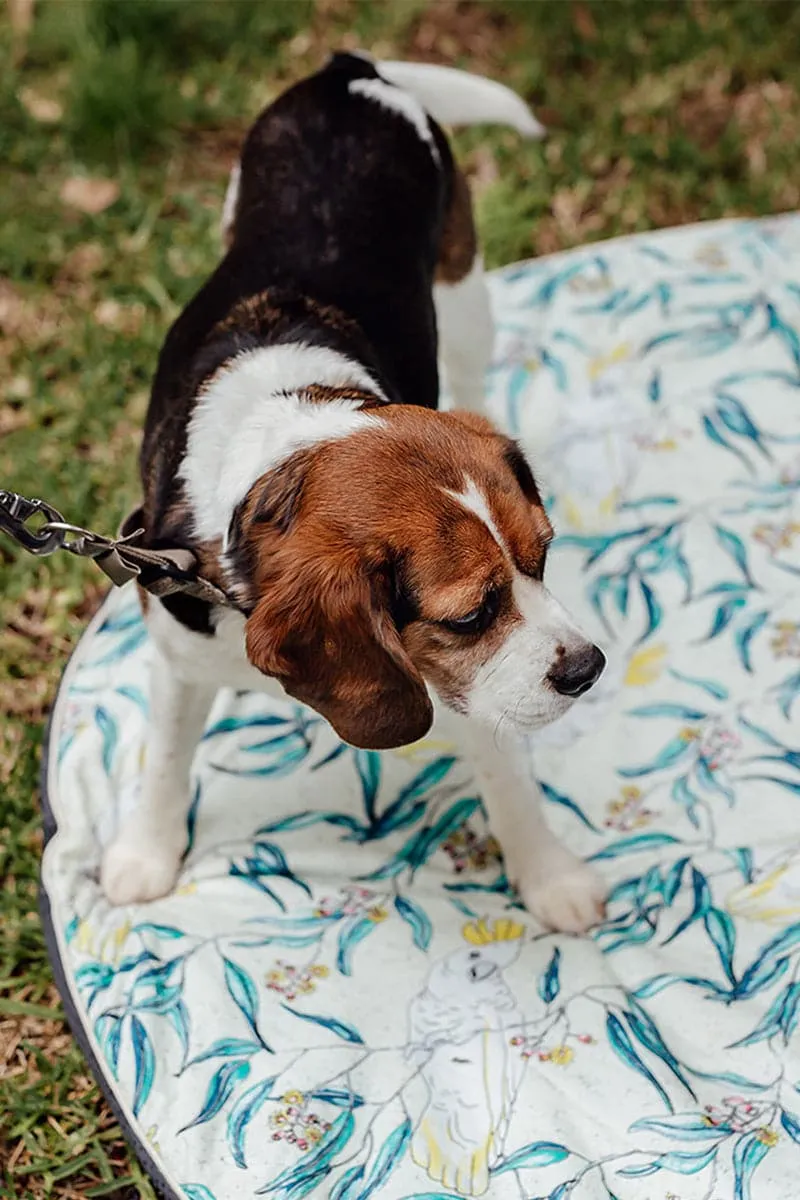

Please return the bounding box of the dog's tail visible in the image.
[376,60,544,138]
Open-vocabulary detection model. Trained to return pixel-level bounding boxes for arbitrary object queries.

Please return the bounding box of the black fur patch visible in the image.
[503,441,542,506]
[140,52,458,634]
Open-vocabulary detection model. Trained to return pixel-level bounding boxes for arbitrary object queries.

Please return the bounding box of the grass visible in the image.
[1,0,799,1195]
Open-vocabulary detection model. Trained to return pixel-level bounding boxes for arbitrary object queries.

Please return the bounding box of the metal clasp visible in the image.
[0,490,66,556]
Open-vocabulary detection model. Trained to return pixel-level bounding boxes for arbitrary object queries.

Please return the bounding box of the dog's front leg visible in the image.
[101,653,216,906]
[456,719,606,933]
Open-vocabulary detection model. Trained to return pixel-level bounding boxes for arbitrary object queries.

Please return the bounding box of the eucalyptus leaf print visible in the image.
[46,218,800,1199]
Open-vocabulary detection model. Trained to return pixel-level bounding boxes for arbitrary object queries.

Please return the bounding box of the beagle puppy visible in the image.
[101,53,607,933]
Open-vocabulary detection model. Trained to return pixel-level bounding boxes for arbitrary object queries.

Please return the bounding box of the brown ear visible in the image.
[245,556,433,751]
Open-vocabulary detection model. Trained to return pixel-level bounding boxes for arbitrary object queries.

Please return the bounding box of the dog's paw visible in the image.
[101,835,183,906]
[517,855,606,934]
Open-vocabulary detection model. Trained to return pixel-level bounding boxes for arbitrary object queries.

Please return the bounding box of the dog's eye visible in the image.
[441,588,500,636]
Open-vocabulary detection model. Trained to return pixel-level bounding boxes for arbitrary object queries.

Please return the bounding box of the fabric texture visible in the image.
[43,215,800,1200]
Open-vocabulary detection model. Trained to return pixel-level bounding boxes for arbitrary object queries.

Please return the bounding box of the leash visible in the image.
[0,489,233,608]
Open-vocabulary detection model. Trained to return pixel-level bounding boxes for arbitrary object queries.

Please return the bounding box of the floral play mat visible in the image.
[42,216,800,1200]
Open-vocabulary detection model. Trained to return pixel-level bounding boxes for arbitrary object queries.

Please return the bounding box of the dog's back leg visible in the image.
[434,167,494,414]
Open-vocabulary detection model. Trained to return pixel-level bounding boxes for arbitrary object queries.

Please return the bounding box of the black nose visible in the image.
[548,644,606,698]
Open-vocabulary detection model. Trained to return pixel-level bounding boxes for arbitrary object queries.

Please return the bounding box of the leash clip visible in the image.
[0,490,66,555]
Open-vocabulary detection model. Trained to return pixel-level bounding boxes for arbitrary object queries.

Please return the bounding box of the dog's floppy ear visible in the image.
[245,551,433,750]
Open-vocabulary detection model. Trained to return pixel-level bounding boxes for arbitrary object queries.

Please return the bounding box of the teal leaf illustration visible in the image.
[374,757,457,836]
[354,749,381,825]
[167,1000,190,1071]
[357,1117,412,1197]
[94,706,117,776]
[310,1088,365,1108]
[257,811,363,836]
[223,958,268,1047]
[663,867,712,944]
[202,713,290,740]
[780,983,800,1042]
[732,1130,771,1200]
[661,857,690,905]
[726,847,754,883]
[540,781,598,831]
[624,1005,695,1098]
[629,703,708,720]
[618,736,696,777]
[702,595,748,642]
[669,667,729,700]
[99,604,144,634]
[183,1186,218,1200]
[729,982,797,1048]
[736,955,790,1000]
[92,625,148,665]
[780,1109,800,1144]
[702,413,753,471]
[242,731,308,755]
[365,798,481,881]
[186,1038,263,1068]
[256,1109,355,1195]
[618,1145,718,1177]
[213,738,308,778]
[336,916,377,976]
[606,1011,672,1111]
[115,683,147,711]
[330,1165,365,1200]
[394,895,432,951]
[131,923,186,940]
[179,1059,251,1133]
[736,610,769,672]
[227,1077,277,1169]
[776,670,800,720]
[538,947,561,1004]
[632,1114,732,1141]
[637,578,662,643]
[672,776,701,828]
[281,1004,364,1045]
[130,1015,155,1116]
[739,774,800,797]
[408,798,481,873]
[704,907,737,985]
[312,742,348,770]
[589,833,681,861]
[492,1140,569,1175]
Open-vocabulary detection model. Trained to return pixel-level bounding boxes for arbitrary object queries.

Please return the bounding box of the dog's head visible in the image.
[229,406,604,749]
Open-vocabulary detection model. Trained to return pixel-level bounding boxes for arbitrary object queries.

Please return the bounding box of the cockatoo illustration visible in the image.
[405,917,525,1197]
[544,349,650,531]
[727,843,800,925]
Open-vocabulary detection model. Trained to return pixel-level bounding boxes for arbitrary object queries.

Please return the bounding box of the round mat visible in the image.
[42,216,800,1200]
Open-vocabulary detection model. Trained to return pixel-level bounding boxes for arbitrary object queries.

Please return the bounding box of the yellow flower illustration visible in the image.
[367,906,388,922]
[588,342,631,382]
[311,964,329,978]
[756,1127,779,1147]
[624,643,667,686]
[393,736,457,761]
[548,1045,575,1066]
[282,1091,304,1106]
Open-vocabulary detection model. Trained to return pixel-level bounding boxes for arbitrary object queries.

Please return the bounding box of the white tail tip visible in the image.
[378,60,545,139]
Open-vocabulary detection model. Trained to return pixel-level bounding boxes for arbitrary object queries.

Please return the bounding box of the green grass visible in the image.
[1,1,799,1194]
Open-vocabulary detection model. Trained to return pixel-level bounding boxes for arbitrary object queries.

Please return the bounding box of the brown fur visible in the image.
[238,406,552,744]
[435,166,478,285]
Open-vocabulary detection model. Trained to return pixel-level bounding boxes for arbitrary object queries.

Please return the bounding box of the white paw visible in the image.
[517,857,606,934]
[101,835,184,906]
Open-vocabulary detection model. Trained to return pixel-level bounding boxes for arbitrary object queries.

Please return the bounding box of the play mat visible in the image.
[42,215,800,1199]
